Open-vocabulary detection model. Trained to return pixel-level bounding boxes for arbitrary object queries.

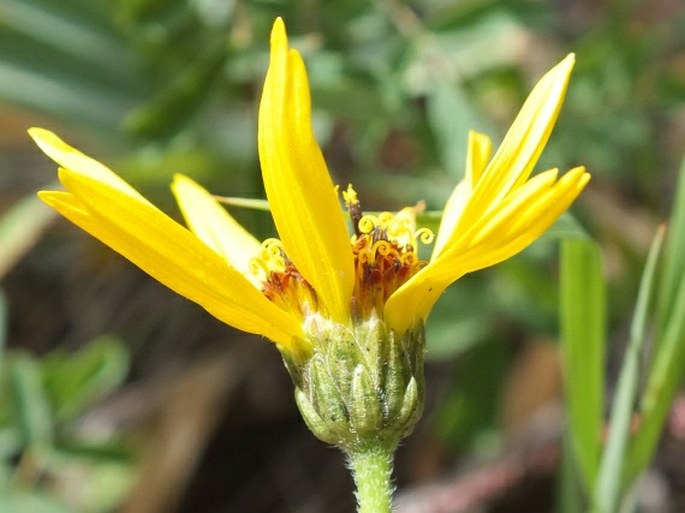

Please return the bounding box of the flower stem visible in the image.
[347,442,396,513]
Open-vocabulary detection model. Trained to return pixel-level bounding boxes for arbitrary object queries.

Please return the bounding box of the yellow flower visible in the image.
[31,18,589,365]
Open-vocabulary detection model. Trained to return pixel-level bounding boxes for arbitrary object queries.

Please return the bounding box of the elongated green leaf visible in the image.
[124,43,227,139]
[656,156,685,339]
[42,337,129,422]
[558,432,585,513]
[0,291,6,356]
[536,213,590,246]
[560,238,606,491]
[624,255,685,486]
[593,227,664,513]
[8,353,53,448]
[0,191,57,280]
[1,0,137,79]
[0,0,146,135]
[625,157,685,487]
[426,82,480,178]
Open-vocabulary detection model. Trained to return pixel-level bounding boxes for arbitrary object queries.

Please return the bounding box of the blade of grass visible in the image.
[624,156,685,487]
[560,238,606,492]
[592,226,665,513]
[624,271,685,484]
[558,431,586,513]
[655,156,685,344]
[0,291,6,355]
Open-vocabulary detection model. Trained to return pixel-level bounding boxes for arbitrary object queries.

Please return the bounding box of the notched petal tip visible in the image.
[466,130,493,185]
[29,128,84,168]
[561,166,590,187]
[37,189,65,206]
[30,128,147,202]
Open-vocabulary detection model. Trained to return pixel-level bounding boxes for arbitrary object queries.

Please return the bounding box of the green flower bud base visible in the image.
[284,316,426,512]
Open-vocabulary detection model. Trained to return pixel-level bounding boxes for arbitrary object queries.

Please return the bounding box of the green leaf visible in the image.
[44,443,135,513]
[625,156,685,487]
[0,290,7,357]
[0,1,146,135]
[560,238,606,492]
[425,284,491,359]
[1,0,134,73]
[42,337,129,422]
[8,353,53,448]
[656,156,685,341]
[0,427,22,461]
[0,191,57,280]
[124,43,227,139]
[593,227,664,513]
[426,82,479,178]
[558,432,586,513]
[537,213,590,242]
[0,488,72,513]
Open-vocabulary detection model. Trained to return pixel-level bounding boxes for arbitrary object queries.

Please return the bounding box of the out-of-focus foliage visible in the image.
[5,0,682,194]
[0,331,134,513]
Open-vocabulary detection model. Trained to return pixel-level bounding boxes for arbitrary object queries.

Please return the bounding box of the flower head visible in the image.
[32,18,589,368]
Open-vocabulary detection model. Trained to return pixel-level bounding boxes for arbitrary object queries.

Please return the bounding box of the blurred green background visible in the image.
[0,0,684,512]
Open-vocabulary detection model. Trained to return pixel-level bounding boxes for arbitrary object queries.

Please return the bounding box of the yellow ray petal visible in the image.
[40,171,307,357]
[432,131,492,259]
[457,168,561,249]
[258,18,354,324]
[447,167,590,272]
[466,130,493,185]
[455,55,575,233]
[29,128,148,203]
[171,174,263,286]
[384,272,460,336]
[385,166,589,334]
[479,167,590,257]
[438,168,588,278]
[431,180,469,259]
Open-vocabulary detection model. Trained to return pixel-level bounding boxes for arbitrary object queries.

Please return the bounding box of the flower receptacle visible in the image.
[287,316,425,452]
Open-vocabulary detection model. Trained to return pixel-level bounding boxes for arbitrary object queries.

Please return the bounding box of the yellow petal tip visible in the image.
[28,126,58,142]
[171,173,192,186]
[36,190,53,203]
[554,53,576,76]
[271,17,287,47]
[27,126,45,139]
[28,127,62,153]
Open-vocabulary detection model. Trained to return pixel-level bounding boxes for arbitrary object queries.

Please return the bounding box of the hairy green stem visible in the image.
[347,442,396,513]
